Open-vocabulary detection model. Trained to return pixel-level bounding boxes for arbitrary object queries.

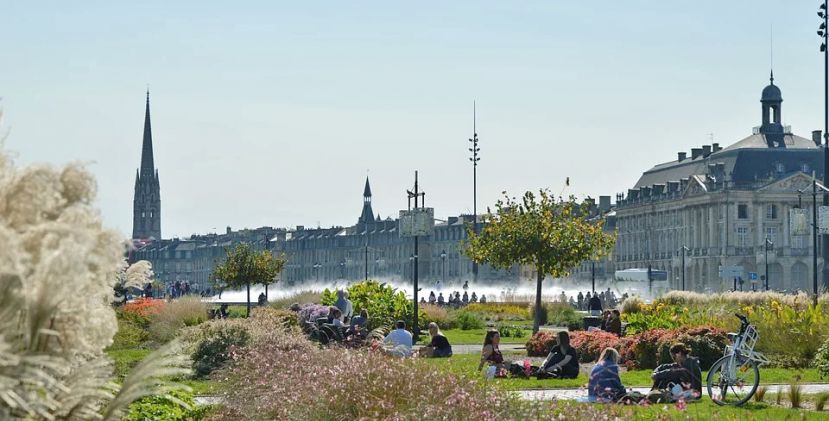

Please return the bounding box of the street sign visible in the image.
[719,265,744,279]
[749,272,758,281]
[399,208,435,237]
[790,208,809,235]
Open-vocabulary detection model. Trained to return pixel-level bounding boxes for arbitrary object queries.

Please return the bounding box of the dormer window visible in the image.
[802,163,810,173]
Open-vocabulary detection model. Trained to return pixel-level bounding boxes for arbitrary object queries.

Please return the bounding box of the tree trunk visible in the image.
[533,269,544,333]
[246,281,251,318]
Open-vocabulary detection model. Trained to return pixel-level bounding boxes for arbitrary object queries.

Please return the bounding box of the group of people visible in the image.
[381,320,454,358]
[572,289,622,313]
[424,290,486,307]
[593,309,623,336]
[476,330,701,404]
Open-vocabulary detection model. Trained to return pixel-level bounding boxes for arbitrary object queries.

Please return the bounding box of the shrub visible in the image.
[789,377,803,408]
[110,310,151,350]
[526,331,558,357]
[124,389,208,421]
[546,302,583,331]
[420,304,453,330]
[465,303,530,321]
[269,290,321,309]
[623,325,728,370]
[455,310,485,330]
[321,281,422,330]
[753,301,829,364]
[528,303,549,326]
[497,325,526,339]
[296,303,331,323]
[620,296,644,314]
[192,323,250,378]
[123,297,166,317]
[148,296,209,343]
[817,337,829,379]
[569,330,627,363]
[754,386,767,402]
[815,392,829,411]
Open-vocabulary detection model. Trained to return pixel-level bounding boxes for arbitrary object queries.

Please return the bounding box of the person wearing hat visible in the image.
[650,343,702,399]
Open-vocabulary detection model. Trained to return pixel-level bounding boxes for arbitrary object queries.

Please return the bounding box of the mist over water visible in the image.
[206,277,663,304]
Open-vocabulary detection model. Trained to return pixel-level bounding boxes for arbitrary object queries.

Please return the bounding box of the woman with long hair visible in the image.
[588,347,626,402]
[536,331,580,379]
[478,330,505,371]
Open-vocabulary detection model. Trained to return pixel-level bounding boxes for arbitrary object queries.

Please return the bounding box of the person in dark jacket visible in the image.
[651,343,702,398]
[607,310,622,336]
[419,322,453,357]
[588,348,626,402]
[588,293,603,316]
[536,331,580,379]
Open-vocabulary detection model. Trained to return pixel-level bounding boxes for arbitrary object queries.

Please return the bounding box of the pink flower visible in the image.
[675,398,687,411]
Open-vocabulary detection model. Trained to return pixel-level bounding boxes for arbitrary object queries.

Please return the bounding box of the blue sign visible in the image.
[749,272,758,281]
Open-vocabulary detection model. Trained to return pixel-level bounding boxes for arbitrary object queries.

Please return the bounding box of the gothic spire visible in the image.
[363,176,372,197]
[140,90,155,178]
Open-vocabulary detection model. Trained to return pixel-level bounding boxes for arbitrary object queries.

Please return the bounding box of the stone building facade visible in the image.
[132,177,518,290]
[611,75,825,292]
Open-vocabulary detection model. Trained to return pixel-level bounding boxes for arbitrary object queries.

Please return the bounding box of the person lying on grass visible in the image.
[418,322,453,358]
[588,348,626,402]
[535,331,580,379]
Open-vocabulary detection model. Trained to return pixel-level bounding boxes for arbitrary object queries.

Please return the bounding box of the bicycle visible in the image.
[706,313,770,406]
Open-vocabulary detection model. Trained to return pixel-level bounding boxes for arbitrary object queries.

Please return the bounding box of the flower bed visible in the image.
[526,325,727,370]
[123,297,165,318]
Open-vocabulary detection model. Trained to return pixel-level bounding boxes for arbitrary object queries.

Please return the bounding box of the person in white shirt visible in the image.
[384,320,413,357]
[331,308,345,328]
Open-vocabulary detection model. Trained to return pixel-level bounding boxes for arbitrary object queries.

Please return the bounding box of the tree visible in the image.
[212,243,287,317]
[465,190,616,333]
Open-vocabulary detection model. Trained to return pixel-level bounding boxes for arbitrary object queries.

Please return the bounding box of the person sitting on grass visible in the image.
[384,320,413,357]
[651,343,702,400]
[536,331,579,379]
[588,348,626,402]
[419,322,453,358]
[478,330,507,372]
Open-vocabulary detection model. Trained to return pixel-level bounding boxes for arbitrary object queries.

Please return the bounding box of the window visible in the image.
[802,163,811,173]
[792,235,807,249]
[737,226,749,247]
[776,163,785,173]
[738,204,749,219]
[765,227,777,245]
[766,204,778,219]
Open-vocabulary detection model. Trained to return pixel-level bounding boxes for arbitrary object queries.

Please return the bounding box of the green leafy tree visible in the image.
[212,243,287,317]
[465,190,616,333]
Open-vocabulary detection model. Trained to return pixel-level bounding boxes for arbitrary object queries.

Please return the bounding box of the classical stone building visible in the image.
[132,176,518,291]
[132,91,161,240]
[612,74,825,292]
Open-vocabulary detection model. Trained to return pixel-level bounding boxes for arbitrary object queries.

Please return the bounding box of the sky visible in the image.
[1,1,827,239]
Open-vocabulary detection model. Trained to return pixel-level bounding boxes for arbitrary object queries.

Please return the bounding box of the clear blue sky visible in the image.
[1,1,825,238]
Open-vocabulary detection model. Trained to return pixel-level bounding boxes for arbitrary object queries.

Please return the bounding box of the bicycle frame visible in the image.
[721,318,769,380]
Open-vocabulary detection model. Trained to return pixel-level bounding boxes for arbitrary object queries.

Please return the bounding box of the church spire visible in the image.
[140,90,155,178]
[359,177,375,225]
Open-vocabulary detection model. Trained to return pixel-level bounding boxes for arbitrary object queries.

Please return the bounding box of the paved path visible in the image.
[413,343,526,354]
[517,383,829,401]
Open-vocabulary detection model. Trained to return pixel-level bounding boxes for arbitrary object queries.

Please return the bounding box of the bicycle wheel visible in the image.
[707,355,760,406]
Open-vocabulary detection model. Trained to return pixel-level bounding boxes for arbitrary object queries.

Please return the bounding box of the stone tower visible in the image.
[132,91,161,240]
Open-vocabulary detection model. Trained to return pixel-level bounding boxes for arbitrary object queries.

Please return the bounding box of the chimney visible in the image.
[702,145,712,157]
[691,148,703,159]
[712,143,721,152]
[678,152,687,162]
[226,226,232,235]
[813,130,823,147]
[599,196,611,213]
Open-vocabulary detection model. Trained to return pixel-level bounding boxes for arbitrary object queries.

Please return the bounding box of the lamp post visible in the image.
[764,238,773,291]
[681,246,689,291]
[339,259,345,280]
[590,261,595,294]
[441,249,447,285]
[818,1,829,293]
[313,262,321,283]
[469,102,480,284]
[799,177,824,306]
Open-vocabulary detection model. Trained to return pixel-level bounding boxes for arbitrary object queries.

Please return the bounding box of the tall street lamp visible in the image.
[819,1,829,290]
[764,238,774,291]
[681,246,689,291]
[440,249,447,285]
[469,102,480,284]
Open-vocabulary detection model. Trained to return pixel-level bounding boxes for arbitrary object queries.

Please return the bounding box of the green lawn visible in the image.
[107,348,153,380]
[584,400,829,420]
[417,353,827,391]
[420,328,529,345]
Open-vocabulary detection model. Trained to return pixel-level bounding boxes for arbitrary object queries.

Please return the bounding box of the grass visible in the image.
[603,400,829,420]
[418,328,529,345]
[417,353,828,391]
[107,348,153,380]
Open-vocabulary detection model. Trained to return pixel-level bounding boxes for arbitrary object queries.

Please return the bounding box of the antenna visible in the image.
[708,132,714,142]
[473,100,476,136]
[770,24,774,80]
